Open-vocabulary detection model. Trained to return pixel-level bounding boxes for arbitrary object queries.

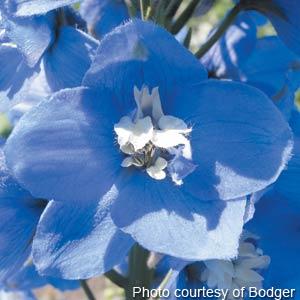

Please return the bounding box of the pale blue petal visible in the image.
[6,0,82,17]
[43,26,98,92]
[4,87,122,202]
[0,43,37,98]
[83,20,207,104]
[0,150,46,281]
[33,200,134,279]
[112,171,246,260]
[80,0,129,39]
[1,13,55,67]
[168,80,293,200]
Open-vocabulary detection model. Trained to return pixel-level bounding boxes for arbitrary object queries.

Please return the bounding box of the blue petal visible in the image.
[4,87,122,202]
[43,26,98,92]
[33,199,134,279]
[168,80,293,201]
[0,44,37,98]
[289,109,300,136]
[201,13,257,78]
[5,0,82,17]
[111,171,246,260]
[80,0,129,39]
[246,192,300,288]
[1,12,55,67]
[274,114,300,204]
[0,151,45,281]
[264,0,300,56]
[239,36,300,98]
[83,20,207,104]
[4,264,79,291]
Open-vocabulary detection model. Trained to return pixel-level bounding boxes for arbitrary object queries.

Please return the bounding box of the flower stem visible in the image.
[125,244,154,300]
[139,0,147,20]
[105,269,128,288]
[149,269,174,300]
[194,3,242,58]
[170,0,201,34]
[80,280,96,300]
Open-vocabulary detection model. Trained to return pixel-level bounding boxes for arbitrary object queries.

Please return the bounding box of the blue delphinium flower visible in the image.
[239,0,300,56]
[4,20,293,279]
[80,0,129,39]
[0,0,98,98]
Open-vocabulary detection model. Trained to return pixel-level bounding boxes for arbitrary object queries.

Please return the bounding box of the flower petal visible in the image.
[4,264,79,291]
[167,80,293,200]
[201,13,257,78]
[1,12,55,67]
[265,0,300,56]
[0,151,45,281]
[274,132,300,205]
[80,0,129,39]
[4,87,122,202]
[239,36,300,98]
[246,191,300,288]
[43,26,98,92]
[83,20,207,109]
[6,0,82,17]
[111,171,246,260]
[0,43,37,98]
[33,199,134,279]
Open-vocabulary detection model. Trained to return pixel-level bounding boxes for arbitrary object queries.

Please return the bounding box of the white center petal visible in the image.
[114,85,195,182]
[114,116,134,147]
[128,117,153,151]
[152,130,189,149]
[146,157,167,180]
[158,115,191,133]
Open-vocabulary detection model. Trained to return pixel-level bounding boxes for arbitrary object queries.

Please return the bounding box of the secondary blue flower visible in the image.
[201,13,257,80]
[240,0,300,56]
[202,14,300,120]
[0,149,46,281]
[0,0,98,98]
[243,109,300,289]
[157,232,270,300]
[271,110,300,207]
[4,20,293,278]
[80,0,129,39]
[246,191,300,289]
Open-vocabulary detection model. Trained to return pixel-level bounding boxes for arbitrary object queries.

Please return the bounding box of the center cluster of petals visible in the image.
[114,86,193,182]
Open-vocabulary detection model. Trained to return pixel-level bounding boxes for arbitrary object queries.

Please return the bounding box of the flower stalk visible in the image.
[195,3,242,58]
[125,244,154,300]
[80,280,96,300]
